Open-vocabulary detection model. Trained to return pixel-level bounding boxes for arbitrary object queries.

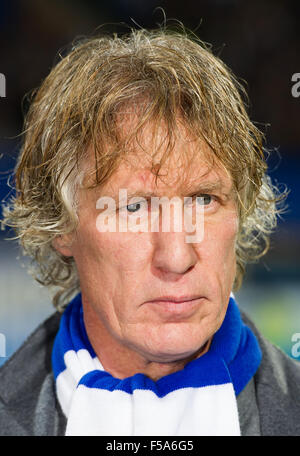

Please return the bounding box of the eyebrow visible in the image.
[102,180,234,201]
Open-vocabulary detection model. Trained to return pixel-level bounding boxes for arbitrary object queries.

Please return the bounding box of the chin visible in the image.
[141,332,207,363]
[145,345,204,364]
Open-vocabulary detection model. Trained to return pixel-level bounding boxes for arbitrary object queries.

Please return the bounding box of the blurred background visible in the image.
[0,0,299,366]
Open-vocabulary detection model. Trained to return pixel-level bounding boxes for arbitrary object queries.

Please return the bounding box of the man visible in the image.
[1,27,300,436]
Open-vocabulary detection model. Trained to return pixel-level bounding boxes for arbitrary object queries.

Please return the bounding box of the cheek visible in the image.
[218,217,238,270]
[198,212,238,283]
[97,232,151,273]
[218,217,239,286]
[222,215,239,254]
[204,211,238,249]
[73,220,151,290]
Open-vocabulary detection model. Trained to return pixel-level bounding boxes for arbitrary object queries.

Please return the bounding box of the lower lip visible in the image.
[147,298,203,316]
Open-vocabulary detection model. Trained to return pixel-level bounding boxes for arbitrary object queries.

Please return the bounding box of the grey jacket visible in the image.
[0,309,300,436]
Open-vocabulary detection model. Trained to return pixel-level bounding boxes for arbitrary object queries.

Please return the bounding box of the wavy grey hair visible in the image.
[2,26,286,310]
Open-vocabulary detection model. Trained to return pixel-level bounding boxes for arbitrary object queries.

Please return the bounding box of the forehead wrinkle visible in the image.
[86,114,235,200]
[124,145,215,194]
[93,135,234,201]
[99,168,233,202]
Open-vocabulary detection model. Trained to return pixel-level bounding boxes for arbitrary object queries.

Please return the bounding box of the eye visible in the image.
[126,202,142,213]
[184,194,215,207]
[121,199,148,214]
[196,194,213,205]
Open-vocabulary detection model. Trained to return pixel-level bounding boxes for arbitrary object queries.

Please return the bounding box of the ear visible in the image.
[52,234,74,257]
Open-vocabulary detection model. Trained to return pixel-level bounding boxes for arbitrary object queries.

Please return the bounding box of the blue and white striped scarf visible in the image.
[52,294,262,436]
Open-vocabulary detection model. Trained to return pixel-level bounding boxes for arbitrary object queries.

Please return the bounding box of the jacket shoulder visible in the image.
[0,311,65,435]
[241,309,300,436]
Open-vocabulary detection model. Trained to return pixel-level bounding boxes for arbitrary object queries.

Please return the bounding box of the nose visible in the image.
[152,230,198,277]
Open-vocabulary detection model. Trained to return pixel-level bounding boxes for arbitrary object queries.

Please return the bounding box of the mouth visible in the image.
[149,295,202,303]
[145,295,204,317]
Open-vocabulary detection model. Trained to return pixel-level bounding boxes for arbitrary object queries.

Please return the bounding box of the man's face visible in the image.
[61,120,238,365]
